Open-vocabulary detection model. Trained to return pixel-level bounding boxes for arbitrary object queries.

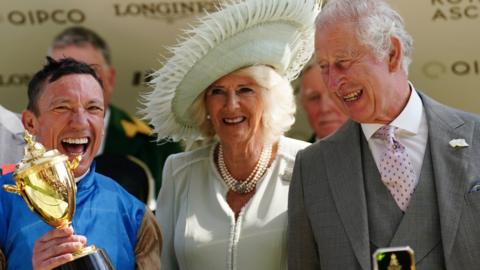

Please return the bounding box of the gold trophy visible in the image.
[3,131,114,270]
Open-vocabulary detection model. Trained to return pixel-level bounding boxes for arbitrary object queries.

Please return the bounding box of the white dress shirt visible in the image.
[361,87,428,184]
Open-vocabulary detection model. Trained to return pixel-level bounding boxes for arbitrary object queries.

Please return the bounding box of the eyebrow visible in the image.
[317,48,358,61]
[303,89,320,97]
[337,47,361,59]
[49,98,70,106]
[86,99,104,106]
[48,98,104,106]
[209,82,258,89]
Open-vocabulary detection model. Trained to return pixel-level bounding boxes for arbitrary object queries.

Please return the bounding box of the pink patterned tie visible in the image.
[373,125,417,211]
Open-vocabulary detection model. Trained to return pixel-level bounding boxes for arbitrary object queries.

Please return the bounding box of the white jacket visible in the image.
[156,136,309,270]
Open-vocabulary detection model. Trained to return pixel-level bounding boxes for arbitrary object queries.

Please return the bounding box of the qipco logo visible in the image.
[7,9,85,26]
[422,60,480,79]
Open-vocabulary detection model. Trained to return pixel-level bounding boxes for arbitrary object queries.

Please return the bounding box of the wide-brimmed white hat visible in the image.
[143,0,321,142]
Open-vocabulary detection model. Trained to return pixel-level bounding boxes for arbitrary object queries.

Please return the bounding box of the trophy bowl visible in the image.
[2,131,114,270]
[5,150,75,228]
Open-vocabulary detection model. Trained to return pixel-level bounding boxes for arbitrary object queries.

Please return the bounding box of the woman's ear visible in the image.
[388,37,402,72]
[21,110,39,135]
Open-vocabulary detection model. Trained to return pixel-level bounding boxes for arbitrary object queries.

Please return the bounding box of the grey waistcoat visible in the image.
[361,136,446,270]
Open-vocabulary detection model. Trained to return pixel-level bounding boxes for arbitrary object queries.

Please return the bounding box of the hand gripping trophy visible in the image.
[3,131,114,270]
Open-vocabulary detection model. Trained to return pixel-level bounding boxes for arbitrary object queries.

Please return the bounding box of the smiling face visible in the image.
[315,22,408,124]
[22,74,104,177]
[301,64,348,139]
[204,71,265,146]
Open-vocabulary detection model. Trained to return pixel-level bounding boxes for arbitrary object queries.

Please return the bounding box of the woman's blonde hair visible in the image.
[189,65,296,145]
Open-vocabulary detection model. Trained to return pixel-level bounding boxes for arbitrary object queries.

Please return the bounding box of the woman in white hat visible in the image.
[143,0,321,269]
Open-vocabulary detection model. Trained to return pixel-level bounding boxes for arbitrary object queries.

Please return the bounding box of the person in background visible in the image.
[0,105,24,172]
[143,0,320,269]
[299,61,348,142]
[49,26,183,199]
[0,57,161,270]
[288,0,480,269]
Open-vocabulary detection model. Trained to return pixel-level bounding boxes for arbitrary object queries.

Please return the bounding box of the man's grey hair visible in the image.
[316,0,413,74]
[49,26,112,64]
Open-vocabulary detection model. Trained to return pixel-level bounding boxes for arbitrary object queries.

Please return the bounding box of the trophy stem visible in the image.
[53,245,114,270]
[72,245,98,260]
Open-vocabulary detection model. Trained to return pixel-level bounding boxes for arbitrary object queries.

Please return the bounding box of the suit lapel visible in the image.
[421,94,473,259]
[323,120,371,270]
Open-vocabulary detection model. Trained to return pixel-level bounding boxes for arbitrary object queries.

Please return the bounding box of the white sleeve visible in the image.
[155,156,179,270]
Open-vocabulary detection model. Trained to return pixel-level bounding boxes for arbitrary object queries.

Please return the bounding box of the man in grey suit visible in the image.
[0,105,24,169]
[288,0,480,269]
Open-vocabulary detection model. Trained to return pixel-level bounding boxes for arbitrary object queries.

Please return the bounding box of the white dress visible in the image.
[156,136,309,270]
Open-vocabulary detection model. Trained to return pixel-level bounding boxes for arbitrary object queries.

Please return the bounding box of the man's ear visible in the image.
[388,37,402,72]
[22,110,39,135]
[107,66,116,88]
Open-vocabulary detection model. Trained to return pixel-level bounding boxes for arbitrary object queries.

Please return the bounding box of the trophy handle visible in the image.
[3,184,21,194]
[68,155,82,171]
[3,184,38,215]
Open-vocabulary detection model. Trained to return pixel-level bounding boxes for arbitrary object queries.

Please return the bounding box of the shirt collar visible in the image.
[104,107,111,130]
[75,168,91,183]
[75,162,98,205]
[362,83,423,139]
[96,107,110,156]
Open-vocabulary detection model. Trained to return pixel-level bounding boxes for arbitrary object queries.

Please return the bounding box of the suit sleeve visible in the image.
[288,150,321,269]
[0,249,5,270]
[155,156,179,270]
[135,207,162,269]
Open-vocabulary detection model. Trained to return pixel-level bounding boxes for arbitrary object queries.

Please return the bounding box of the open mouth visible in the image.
[223,116,246,125]
[61,137,90,156]
[342,89,363,102]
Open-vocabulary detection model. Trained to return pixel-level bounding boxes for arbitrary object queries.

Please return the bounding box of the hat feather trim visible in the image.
[141,0,321,143]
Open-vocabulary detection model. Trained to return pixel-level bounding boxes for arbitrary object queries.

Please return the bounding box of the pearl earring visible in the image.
[206,115,211,120]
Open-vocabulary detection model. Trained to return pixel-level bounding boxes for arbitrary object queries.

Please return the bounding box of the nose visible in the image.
[70,108,89,129]
[325,67,342,90]
[318,94,334,113]
[225,92,240,110]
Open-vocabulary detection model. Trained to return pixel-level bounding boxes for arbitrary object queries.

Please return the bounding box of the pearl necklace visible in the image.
[217,142,272,194]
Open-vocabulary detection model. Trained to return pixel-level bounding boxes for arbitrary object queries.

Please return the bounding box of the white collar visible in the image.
[362,84,423,139]
[104,107,111,129]
[96,107,111,156]
[75,168,90,183]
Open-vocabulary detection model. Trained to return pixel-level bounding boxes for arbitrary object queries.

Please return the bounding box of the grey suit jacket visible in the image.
[0,105,24,167]
[288,93,480,270]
